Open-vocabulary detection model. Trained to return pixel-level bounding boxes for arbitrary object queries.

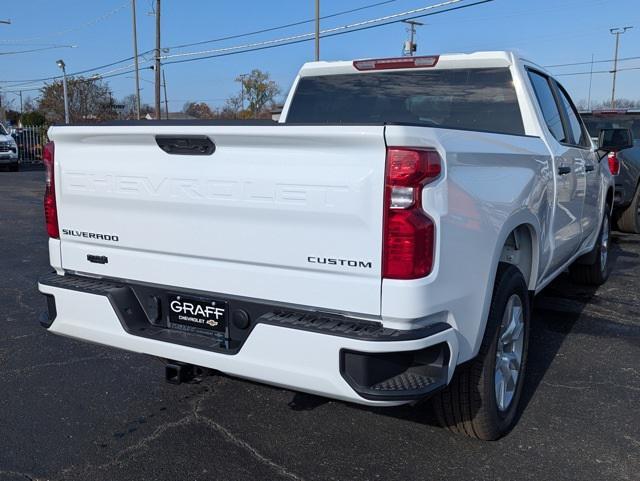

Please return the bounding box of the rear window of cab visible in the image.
[286,68,525,136]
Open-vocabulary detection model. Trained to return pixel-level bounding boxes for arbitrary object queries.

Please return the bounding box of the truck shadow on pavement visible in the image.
[287,233,636,434]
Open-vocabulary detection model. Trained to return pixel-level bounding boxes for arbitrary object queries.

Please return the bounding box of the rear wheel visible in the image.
[432,263,530,440]
[616,183,640,233]
[569,210,611,285]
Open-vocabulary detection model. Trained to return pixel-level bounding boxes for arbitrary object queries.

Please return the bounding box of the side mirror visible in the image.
[598,128,633,152]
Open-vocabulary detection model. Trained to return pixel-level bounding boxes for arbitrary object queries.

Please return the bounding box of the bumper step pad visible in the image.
[370,372,437,392]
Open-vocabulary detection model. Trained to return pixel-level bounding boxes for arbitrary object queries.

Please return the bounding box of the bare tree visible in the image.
[219,95,243,119]
[577,98,640,110]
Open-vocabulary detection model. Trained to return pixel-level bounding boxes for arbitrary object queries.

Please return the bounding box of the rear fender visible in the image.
[473,210,540,358]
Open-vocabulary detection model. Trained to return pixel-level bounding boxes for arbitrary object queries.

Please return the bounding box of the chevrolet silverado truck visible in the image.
[581,109,640,232]
[39,51,618,440]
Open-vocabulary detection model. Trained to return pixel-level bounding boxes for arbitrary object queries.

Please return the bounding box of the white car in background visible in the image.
[0,123,19,171]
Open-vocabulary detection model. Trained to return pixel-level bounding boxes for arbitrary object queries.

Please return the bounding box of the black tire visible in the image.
[8,162,19,172]
[432,263,530,440]
[569,210,611,285]
[616,183,640,233]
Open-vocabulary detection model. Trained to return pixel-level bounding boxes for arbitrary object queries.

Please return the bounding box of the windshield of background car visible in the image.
[0,124,7,135]
[286,67,525,136]
[582,113,640,140]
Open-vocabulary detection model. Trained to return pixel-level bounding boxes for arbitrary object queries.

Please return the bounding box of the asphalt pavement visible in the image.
[1,167,638,481]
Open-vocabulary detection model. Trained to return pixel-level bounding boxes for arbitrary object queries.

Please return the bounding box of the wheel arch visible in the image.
[606,186,614,214]
[471,211,540,359]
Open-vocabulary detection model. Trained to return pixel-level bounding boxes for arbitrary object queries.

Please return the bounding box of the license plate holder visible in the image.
[167,294,228,336]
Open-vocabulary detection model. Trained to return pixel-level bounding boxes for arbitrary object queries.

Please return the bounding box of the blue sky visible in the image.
[1,0,639,111]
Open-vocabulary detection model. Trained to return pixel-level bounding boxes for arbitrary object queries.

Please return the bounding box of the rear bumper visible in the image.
[38,272,458,406]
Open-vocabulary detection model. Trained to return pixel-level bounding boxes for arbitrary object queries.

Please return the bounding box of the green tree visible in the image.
[38,77,118,123]
[20,111,46,126]
[226,69,281,118]
[183,101,215,119]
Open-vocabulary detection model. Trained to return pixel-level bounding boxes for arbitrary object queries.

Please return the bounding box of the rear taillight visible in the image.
[353,55,439,71]
[383,148,441,279]
[43,142,59,239]
[608,151,620,175]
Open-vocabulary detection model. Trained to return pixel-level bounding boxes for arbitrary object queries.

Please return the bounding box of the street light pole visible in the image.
[57,59,70,124]
[315,0,320,61]
[154,0,162,119]
[131,0,142,120]
[609,26,633,108]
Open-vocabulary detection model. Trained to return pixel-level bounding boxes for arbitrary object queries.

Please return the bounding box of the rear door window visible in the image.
[528,70,567,143]
[286,68,525,136]
[555,83,591,148]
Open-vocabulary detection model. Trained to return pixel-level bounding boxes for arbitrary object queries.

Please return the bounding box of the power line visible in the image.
[1,0,491,94]
[0,45,76,56]
[166,0,397,50]
[0,0,397,85]
[0,68,145,94]
[544,55,640,68]
[161,0,489,64]
[0,2,129,44]
[554,66,640,77]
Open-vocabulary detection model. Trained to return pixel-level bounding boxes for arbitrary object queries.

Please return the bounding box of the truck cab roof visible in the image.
[297,51,540,77]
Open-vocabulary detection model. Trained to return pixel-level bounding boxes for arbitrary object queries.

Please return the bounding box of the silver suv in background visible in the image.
[581,109,640,232]
[0,122,19,171]
[0,123,20,172]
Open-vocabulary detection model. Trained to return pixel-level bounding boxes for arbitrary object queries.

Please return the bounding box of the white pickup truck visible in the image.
[39,51,617,440]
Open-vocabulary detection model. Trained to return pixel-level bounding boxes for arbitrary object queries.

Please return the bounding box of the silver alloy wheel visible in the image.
[600,215,610,272]
[494,294,525,412]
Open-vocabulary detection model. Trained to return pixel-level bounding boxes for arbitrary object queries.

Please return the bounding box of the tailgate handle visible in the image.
[156,135,215,156]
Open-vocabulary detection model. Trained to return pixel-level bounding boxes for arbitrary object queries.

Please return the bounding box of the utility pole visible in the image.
[609,26,633,108]
[402,20,423,56]
[19,90,23,115]
[154,0,161,119]
[162,68,169,120]
[131,0,141,120]
[315,0,320,61]
[239,73,249,115]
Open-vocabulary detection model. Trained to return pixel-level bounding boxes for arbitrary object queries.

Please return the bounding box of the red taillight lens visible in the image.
[383,147,441,280]
[608,151,620,175]
[43,142,59,239]
[384,210,435,279]
[387,148,441,185]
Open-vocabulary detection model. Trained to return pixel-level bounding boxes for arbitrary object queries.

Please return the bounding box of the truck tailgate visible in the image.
[49,125,386,316]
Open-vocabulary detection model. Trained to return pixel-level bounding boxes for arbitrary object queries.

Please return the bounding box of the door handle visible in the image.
[156,136,216,155]
[585,163,595,172]
[557,165,572,175]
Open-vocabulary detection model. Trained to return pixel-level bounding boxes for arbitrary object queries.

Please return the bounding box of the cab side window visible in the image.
[528,71,567,143]
[555,83,591,148]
